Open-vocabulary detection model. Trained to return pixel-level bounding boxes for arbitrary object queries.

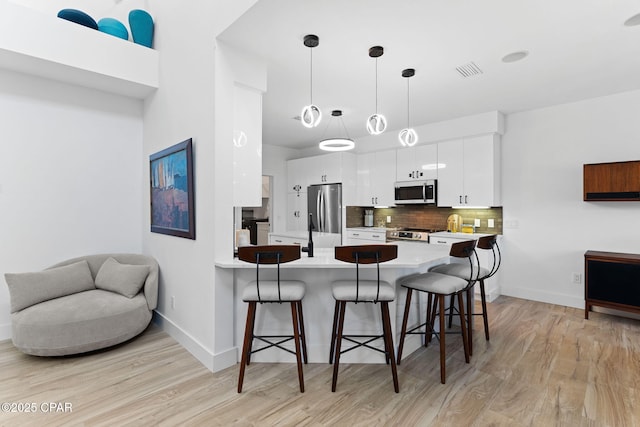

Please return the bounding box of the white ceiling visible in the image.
[218,0,640,150]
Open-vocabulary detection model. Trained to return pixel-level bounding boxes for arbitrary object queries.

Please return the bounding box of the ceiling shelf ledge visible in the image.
[0,0,159,99]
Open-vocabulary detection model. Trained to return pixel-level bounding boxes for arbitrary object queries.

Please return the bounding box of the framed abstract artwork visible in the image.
[149,138,195,239]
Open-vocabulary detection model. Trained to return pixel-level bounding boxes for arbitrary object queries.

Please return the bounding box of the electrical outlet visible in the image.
[474,218,481,227]
[488,218,495,228]
[171,296,175,309]
[572,273,582,284]
[386,215,391,223]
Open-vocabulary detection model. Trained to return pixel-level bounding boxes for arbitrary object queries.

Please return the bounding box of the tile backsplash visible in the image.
[347,205,503,234]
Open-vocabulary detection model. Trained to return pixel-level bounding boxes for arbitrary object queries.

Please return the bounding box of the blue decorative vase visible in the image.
[98,18,129,40]
[57,9,98,30]
[129,9,154,48]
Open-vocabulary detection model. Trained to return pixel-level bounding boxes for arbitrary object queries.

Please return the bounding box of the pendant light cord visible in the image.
[406,78,410,128]
[309,48,313,104]
[375,57,379,113]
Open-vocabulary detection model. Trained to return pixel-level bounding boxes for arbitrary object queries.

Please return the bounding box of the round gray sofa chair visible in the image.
[4,253,158,356]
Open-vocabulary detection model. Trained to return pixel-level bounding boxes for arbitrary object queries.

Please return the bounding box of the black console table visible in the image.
[585,250,640,319]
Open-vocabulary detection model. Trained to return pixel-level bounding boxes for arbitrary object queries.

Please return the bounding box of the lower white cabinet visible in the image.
[344,228,386,245]
[268,234,305,246]
[286,192,308,232]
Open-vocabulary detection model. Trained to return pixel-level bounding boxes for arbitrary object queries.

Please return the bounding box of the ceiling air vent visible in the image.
[455,61,483,78]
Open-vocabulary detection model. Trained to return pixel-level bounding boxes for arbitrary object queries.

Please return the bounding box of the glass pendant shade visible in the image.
[319,138,355,151]
[366,113,387,135]
[367,46,386,136]
[301,104,322,128]
[398,128,418,147]
[399,68,418,147]
[319,109,354,151]
[301,34,321,128]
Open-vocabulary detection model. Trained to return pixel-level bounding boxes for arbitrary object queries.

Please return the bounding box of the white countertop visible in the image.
[269,230,341,238]
[346,227,388,232]
[216,241,450,269]
[430,231,495,239]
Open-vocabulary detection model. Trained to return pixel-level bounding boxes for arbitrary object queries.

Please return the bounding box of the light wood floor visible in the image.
[1,296,639,426]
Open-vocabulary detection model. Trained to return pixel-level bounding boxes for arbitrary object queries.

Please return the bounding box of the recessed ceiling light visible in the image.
[624,13,640,26]
[502,51,529,63]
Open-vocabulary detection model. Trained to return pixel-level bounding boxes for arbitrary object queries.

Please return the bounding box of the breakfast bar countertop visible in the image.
[215,241,451,269]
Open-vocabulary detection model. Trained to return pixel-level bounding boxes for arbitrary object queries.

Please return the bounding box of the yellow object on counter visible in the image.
[461,225,474,233]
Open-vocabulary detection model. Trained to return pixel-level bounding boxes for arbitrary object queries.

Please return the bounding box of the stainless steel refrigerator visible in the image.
[307,183,342,234]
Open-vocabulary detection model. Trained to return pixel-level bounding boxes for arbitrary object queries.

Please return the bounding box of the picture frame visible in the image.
[150,138,195,239]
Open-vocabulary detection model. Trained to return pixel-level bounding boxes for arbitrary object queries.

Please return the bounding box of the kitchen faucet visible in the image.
[302,213,314,257]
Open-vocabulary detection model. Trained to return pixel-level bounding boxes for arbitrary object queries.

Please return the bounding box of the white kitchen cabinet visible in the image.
[344,228,386,245]
[288,152,356,190]
[396,144,438,181]
[356,150,397,206]
[269,234,305,246]
[437,135,501,207]
[287,157,312,193]
[286,192,308,232]
[233,85,263,207]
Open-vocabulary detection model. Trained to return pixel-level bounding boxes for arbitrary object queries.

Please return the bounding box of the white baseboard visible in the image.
[152,311,237,373]
[501,286,583,309]
[0,323,11,341]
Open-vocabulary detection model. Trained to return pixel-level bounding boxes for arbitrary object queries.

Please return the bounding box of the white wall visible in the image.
[501,89,640,308]
[139,1,259,371]
[0,69,143,337]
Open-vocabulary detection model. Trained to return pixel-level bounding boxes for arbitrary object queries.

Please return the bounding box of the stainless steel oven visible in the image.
[394,180,437,205]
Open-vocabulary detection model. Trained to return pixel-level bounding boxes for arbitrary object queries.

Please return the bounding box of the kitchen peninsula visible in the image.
[215,242,452,364]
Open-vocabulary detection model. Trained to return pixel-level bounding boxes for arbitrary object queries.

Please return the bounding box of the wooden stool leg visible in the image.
[438,295,446,384]
[380,303,390,364]
[427,294,438,345]
[297,301,308,364]
[331,301,346,392]
[479,280,490,340]
[290,302,305,393]
[458,292,470,364]
[396,287,413,365]
[246,302,258,365]
[329,300,340,364]
[447,295,455,328]
[466,287,473,357]
[381,302,399,393]
[238,301,256,393]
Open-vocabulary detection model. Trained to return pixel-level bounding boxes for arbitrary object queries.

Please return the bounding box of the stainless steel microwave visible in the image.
[394,180,437,204]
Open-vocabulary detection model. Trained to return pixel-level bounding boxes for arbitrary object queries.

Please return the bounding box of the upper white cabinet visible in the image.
[437,134,501,207]
[232,85,263,207]
[288,152,356,190]
[396,144,438,181]
[0,0,159,99]
[356,149,396,206]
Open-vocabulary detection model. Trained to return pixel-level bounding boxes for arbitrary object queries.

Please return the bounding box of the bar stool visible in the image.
[397,239,478,384]
[329,244,399,393]
[430,234,500,355]
[237,245,307,393]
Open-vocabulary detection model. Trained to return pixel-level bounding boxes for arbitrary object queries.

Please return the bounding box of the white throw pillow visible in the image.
[94,257,150,298]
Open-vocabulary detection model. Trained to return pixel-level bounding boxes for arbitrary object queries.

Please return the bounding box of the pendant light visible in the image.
[399,68,418,147]
[366,46,387,135]
[301,34,322,128]
[319,110,355,151]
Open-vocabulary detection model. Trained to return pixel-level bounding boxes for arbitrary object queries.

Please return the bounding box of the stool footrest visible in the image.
[251,335,297,356]
[338,335,387,356]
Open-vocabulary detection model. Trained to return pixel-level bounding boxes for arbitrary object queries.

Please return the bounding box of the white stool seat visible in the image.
[332,280,395,302]
[401,272,468,295]
[430,263,490,280]
[242,280,306,302]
